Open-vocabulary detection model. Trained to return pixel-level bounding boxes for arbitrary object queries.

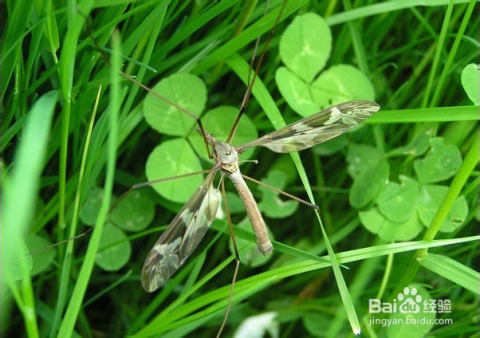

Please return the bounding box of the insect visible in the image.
[141,100,380,292]
[60,2,380,336]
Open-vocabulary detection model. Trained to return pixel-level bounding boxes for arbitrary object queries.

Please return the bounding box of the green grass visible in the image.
[2,0,479,337]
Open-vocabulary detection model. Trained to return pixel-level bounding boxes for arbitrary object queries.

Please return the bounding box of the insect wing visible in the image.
[237,100,380,153]
[141,170,220,292]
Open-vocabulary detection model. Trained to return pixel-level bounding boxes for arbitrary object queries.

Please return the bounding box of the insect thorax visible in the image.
[214,141,239,174]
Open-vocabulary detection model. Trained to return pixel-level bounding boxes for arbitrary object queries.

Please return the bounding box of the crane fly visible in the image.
[7,2,385,337]
[76,2,381,334]
[141,100,380,292]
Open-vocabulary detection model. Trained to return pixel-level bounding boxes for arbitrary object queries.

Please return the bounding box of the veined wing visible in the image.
[237,101,380,153]
[141,169,220,292]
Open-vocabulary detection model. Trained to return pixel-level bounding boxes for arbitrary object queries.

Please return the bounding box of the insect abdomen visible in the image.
[229,171,273,254]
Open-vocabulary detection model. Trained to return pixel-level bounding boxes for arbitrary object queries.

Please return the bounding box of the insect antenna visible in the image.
[217,176,240,337]
[226,0,288,145]
[83,14,213,158]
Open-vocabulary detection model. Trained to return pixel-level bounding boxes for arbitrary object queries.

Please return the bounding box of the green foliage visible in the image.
[2,1,479,337]
[349,155,390,209]
[95,224,131,271]
[258,170,299,218]
[279,13,332,84]
[461,63,479,105]
[79,187,105,226]
[386,285,435,337]
[147,138,204,203]
[144,73,206,136]
[276,13,375,117]
[418,185,468,232]
[418,254,480,294]
[24,235,56,277]
[414,137,462,184]
[110,190,155,232]
[377,176,419,223]
[350,136,468,241]
[78,187,155,272]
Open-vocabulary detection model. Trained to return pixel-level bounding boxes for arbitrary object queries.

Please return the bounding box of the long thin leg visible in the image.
[227,0,289,144]
[111,170,211,211]
[217,175,241,337]
[242,174,319,209]
[83,14,212,158]
[28,170,211,257]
